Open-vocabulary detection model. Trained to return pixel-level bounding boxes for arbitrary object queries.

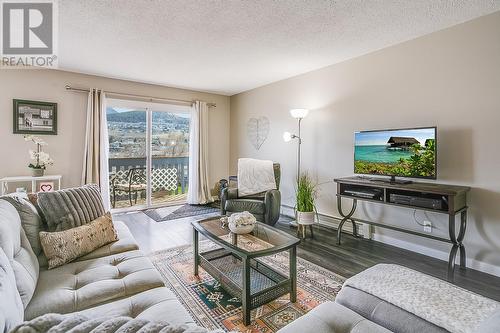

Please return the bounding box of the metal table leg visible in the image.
[193,229,199,276]
[337,196,358,245]
[290,246,297,303]
[242,257,251,326]
[458,210,467,269]
[447,209,467,280]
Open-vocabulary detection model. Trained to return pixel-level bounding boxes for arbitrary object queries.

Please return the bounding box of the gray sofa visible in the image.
[278,264,500,333]
[0,194,197,332]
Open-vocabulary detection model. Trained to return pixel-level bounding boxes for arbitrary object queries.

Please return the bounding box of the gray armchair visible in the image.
[220,163,281,226]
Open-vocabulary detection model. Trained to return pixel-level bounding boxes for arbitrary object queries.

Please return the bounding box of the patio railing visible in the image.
[109,156,189,194]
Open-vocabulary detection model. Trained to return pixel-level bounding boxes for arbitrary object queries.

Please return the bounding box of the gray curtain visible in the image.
[187,101,213,204]
[82,89,110,210]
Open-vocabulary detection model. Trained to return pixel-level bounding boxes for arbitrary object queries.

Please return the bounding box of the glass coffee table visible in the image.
[192,216,300,326]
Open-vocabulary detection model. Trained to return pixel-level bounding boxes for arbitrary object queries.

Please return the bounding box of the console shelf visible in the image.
[334,176,470,281]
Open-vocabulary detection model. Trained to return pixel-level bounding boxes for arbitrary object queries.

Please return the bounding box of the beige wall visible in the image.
[230,12,500,275]
[0,69,230,191]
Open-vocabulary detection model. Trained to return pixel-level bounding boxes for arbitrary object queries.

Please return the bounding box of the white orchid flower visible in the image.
[25,135,53,168]
[38,151,49,161]
[29,150,37,160]
[33,137,47,145]
[39,152,54,166]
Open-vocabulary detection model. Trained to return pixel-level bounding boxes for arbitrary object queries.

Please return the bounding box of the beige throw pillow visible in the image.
[39,212,118,269]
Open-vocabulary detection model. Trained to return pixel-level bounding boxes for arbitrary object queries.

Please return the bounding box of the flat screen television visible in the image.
[354,127,437,181]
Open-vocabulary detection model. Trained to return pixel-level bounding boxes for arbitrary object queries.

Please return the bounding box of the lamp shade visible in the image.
[290,108,309,119]
[283,131,292,142]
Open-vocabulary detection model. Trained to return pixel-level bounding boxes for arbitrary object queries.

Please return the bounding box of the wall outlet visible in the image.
[423,221,432,233]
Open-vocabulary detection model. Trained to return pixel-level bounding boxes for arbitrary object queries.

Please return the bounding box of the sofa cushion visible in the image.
[37,184,105,231]
[77,287,195,326]
[27,193,47,225]
[1,196,45,256]
[24,250,165,320]
[0,248,24,332]
[77,220,139,261]
[336,285,447,333]
[474,309,500,333]
[225,199,265,215]
[277,301,391,333]
[342,264,500,333]
[39,212,118,269]
[0,199,39,309]
[36,220,139,268]
[11,312,206,333]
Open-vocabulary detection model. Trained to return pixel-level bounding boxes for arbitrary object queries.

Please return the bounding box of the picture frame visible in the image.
[13,99,57,135]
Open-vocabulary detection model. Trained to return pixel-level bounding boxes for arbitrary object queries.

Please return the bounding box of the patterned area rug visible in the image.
[144,202,220,222]
[149,240,345,332]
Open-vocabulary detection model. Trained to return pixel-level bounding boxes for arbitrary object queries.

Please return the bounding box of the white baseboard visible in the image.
[280,205,500,277]
[372,234,500,277]
[281,204,366,236]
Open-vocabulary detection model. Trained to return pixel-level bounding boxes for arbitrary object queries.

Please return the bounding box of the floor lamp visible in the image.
[283,108,309,225]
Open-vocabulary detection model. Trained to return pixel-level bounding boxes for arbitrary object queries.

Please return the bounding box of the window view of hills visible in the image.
[107,108,190,159]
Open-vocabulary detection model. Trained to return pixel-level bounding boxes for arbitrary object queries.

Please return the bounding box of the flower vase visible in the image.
[31,168,44,177]
[297,211,315,225]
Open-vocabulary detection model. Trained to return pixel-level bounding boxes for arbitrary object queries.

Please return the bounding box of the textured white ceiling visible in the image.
[58,1,500,95]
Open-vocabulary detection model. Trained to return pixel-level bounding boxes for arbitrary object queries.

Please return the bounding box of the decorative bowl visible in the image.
[228,211,256,234]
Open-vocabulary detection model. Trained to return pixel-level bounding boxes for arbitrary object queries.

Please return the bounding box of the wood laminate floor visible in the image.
[115,209,500,302]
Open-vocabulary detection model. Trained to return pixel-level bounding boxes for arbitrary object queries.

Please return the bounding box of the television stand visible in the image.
[335,176,470,281]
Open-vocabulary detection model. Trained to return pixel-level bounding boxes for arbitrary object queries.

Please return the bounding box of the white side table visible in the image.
[0,175,62,195]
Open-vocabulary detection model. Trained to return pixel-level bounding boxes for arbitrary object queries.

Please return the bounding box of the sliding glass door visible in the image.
[151,110,190,206]
[106,99,190,210]
[107,107,147,209]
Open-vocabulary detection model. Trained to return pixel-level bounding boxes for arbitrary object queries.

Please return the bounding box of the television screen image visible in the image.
[354,127,437,179]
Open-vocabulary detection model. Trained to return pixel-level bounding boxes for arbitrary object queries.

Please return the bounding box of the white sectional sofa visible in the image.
[0,192,198,332]
[278,264,500,333]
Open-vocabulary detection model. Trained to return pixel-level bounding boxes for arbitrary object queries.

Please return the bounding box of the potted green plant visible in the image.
[24,135,54,177]
[296,173,317,225]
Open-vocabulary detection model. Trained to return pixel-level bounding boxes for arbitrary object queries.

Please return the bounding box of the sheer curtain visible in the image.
[82,89,111,210]
[187,101,213,204]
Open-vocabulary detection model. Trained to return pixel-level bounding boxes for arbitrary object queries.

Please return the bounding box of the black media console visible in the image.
[334,176,470,280]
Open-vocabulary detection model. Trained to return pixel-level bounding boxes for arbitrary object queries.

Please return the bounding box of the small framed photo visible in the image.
[13,99,57,135]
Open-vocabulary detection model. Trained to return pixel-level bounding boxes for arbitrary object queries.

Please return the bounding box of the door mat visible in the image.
[144,202,220,222]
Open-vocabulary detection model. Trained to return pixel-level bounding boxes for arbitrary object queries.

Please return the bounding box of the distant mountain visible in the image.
[106,107,118,114]
[107,111,189,125]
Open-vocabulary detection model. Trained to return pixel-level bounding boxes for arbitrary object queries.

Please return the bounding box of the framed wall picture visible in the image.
[13,99,57,135]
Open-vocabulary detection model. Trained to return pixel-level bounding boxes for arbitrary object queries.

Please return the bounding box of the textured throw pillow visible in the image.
[1,196,46,255]
[27,192,47,224]
[37,184,105,232]
[39,212,118,269]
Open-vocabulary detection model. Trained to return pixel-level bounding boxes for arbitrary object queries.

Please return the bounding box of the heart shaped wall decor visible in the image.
[247,116,270,150]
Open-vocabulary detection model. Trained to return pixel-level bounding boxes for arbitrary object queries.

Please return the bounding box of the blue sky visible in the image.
[355,128,435,146]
